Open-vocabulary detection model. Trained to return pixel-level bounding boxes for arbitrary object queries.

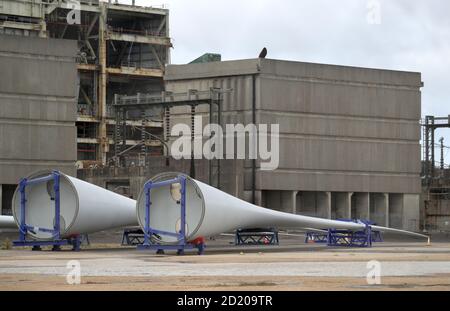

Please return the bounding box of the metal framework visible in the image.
[121,228,145,246]
[326,227,373,247]
[137,174,205,255]
[235,228,279,246]
[113,88,231,188]
[13,170,82,251]
[422,115,450,184]
[421,115,450,231]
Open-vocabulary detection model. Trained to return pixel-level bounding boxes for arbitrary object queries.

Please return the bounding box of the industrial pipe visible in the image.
[12,170,137,240]
[137,172,428,244]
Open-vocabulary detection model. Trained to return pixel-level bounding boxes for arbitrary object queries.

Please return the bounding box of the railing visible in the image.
[120,61,137,68]
[108,25,167,37]
[105,0,167,10]
[46,0,167,13]
[78,104,94,116]
[106,60,162,71]
[114,89,222,107]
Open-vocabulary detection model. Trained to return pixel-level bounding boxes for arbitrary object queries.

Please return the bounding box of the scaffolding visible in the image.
[113,88,232,187]
[421,115,450,231]
[422,115,450,184]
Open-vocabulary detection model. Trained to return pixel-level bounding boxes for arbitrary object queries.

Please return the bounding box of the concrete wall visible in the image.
[262,190,296,214]
[403,194,420,231]
[370,193,389,226]
[257,59,421,194]
[165,58,421,192]
[331,192,351,219]
[424,199,450,232]
[0,34,78,214]
[389,193,404,229]
[351,193,370,220]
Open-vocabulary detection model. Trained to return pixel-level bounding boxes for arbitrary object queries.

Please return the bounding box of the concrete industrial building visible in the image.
[0,34,78,215]
[1,1,424,231]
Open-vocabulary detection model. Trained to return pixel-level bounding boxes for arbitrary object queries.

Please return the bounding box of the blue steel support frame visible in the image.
[137,175,205,255]
[304,219,383,248]
[13,171,81,251]
[235,228,279,246]
[326,225,373,248]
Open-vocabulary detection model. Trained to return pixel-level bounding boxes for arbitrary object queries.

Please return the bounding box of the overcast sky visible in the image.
[126,0,450,160]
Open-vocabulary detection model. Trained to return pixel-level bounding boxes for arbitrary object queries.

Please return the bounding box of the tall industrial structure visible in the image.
[1,0,171,166]
[422,116,450,231]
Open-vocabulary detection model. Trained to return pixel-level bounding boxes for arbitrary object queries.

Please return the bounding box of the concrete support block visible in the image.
[319,191,331,219]
[389,193,403,229]
[424,200,450,231]
[370,193,389,226]
[243,190,253,203]
[290,191,298,214]
[284,191,298,214]
[403,194,420,231]
[255,190,263,207]
[331,192,352,219]
[297,192,314,217]
[351,192,370,220]
[297,191,330,218]
[263,190,297,214]
[386,194,389,227]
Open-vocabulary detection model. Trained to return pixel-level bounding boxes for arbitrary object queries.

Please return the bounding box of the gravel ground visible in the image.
[0,232,449,290]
